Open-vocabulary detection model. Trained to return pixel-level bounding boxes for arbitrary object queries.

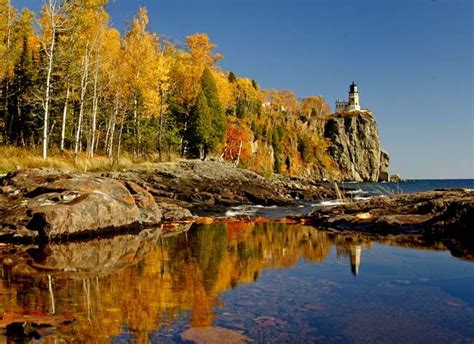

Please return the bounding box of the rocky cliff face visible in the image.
[324,111,389,182]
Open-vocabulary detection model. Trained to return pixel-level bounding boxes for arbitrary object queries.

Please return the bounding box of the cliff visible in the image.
[324,111,389,182]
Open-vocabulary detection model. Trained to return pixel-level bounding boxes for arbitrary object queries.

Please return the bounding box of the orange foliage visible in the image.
[224,117,253,162]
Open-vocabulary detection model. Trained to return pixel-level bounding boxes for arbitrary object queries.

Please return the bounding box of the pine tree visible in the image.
[272,127,282,173]
[201,67,225,153]
[186,89,210,158]
[228,71,236,83]
[10,35,37,146]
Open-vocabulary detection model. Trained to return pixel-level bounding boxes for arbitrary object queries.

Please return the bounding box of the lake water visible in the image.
[224,179,474,219]
[0,222,473,343]
[342,179,474,196]
[0,179,473,342]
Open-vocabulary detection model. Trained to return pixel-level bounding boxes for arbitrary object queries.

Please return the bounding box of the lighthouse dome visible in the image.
[349,81,358,93]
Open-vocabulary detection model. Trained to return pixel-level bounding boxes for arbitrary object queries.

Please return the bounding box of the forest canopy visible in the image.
[0,0,337,177]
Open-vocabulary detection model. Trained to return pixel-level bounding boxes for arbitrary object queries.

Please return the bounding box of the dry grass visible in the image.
[0,146,167,174]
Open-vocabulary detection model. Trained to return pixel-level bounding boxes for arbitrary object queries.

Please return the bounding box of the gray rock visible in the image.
[378,150,390,182]
[390,174,403,183]
[1,171,162,240]
[305,189,474,236]
[324,111,388,182]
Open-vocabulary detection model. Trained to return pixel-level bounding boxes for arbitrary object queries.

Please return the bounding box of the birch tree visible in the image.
[0,0,14,142]
[123,7,164,157]
[38,0,65,160]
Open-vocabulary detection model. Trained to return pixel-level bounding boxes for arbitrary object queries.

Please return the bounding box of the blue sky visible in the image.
[13,0,474,179]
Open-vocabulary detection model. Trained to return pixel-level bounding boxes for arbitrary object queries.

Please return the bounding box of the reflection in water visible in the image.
[0,222,472,342]
[336,245,363,276]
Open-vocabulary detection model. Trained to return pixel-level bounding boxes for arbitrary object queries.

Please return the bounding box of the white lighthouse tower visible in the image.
[334,81,363,113]
[347,81,361,111]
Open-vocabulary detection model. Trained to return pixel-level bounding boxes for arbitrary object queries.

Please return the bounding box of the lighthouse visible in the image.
[334,81,363,113]
[348,81,361,111]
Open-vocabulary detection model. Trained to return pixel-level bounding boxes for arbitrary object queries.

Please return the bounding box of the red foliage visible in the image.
[224,119,252,162]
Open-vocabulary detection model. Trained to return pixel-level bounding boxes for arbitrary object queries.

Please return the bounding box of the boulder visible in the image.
[390,174,403,183]
[159,202,193,221]
[1,170,162,240]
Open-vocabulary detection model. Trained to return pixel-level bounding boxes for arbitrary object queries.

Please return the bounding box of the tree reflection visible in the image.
[0,222,461,342]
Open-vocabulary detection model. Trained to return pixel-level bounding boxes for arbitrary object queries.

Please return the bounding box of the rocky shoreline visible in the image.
[0,166,472,339]
[0,160,338,242]
[0,161,472,258]
[300,188,474,260]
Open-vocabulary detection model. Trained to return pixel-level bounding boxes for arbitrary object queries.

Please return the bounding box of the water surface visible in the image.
[1,222,473,343]
[343,179,474,196]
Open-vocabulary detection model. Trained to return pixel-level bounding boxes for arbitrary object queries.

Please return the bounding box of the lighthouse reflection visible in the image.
[336,243,365,276]
[0,222,470,341]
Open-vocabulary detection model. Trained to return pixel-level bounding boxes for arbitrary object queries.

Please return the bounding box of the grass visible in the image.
[0,146,178,174]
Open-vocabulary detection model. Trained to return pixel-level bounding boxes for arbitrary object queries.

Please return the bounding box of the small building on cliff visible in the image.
[335,82,368,113]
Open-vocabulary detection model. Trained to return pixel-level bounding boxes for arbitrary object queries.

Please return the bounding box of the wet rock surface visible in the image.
[304,189,474,258]
[180,326,250,344]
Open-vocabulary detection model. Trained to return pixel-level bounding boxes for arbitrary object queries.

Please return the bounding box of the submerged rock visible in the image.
[180,327,249,344]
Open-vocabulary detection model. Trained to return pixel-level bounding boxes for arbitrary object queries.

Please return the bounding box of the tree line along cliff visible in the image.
[0,1,388,181]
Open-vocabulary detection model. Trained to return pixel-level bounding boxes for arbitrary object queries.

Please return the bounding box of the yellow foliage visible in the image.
[212,69,235,110]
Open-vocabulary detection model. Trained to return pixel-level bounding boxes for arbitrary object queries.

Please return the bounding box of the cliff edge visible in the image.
[324,111,389,182]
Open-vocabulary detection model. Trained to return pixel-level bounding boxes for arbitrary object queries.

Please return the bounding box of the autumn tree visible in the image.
[63,0,109,159]
[122,7,168,157]
[0,2,339,180]
[169,33,220,154]
[224,117,253,166]
[0,0,15,143]
[201,68,226,153]
[38,0,70,159]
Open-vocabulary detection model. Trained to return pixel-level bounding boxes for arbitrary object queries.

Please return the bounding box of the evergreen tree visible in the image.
[251,79,258,90]
[201,67,226,153]
[228,71,236,83]
[272,127,282,173]
[10,33,38,146]
[186,89,211,158]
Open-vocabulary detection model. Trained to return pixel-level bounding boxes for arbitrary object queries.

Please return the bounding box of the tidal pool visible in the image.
[0,222,473,343]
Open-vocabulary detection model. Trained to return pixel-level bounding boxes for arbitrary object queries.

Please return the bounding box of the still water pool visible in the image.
[1,222,473,343]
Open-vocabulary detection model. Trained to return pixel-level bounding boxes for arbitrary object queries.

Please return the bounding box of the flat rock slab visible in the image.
[306,189,474,238]
[180,327,250,344]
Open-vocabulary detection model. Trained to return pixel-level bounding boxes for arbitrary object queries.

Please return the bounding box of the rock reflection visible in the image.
[0,222,470,342]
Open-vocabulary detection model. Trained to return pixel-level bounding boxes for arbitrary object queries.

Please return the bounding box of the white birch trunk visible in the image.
[60,86,70,151]
[42,0,58,160]
[5,1,12,139]
[88,67,99,159]
[74,50,90,160]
